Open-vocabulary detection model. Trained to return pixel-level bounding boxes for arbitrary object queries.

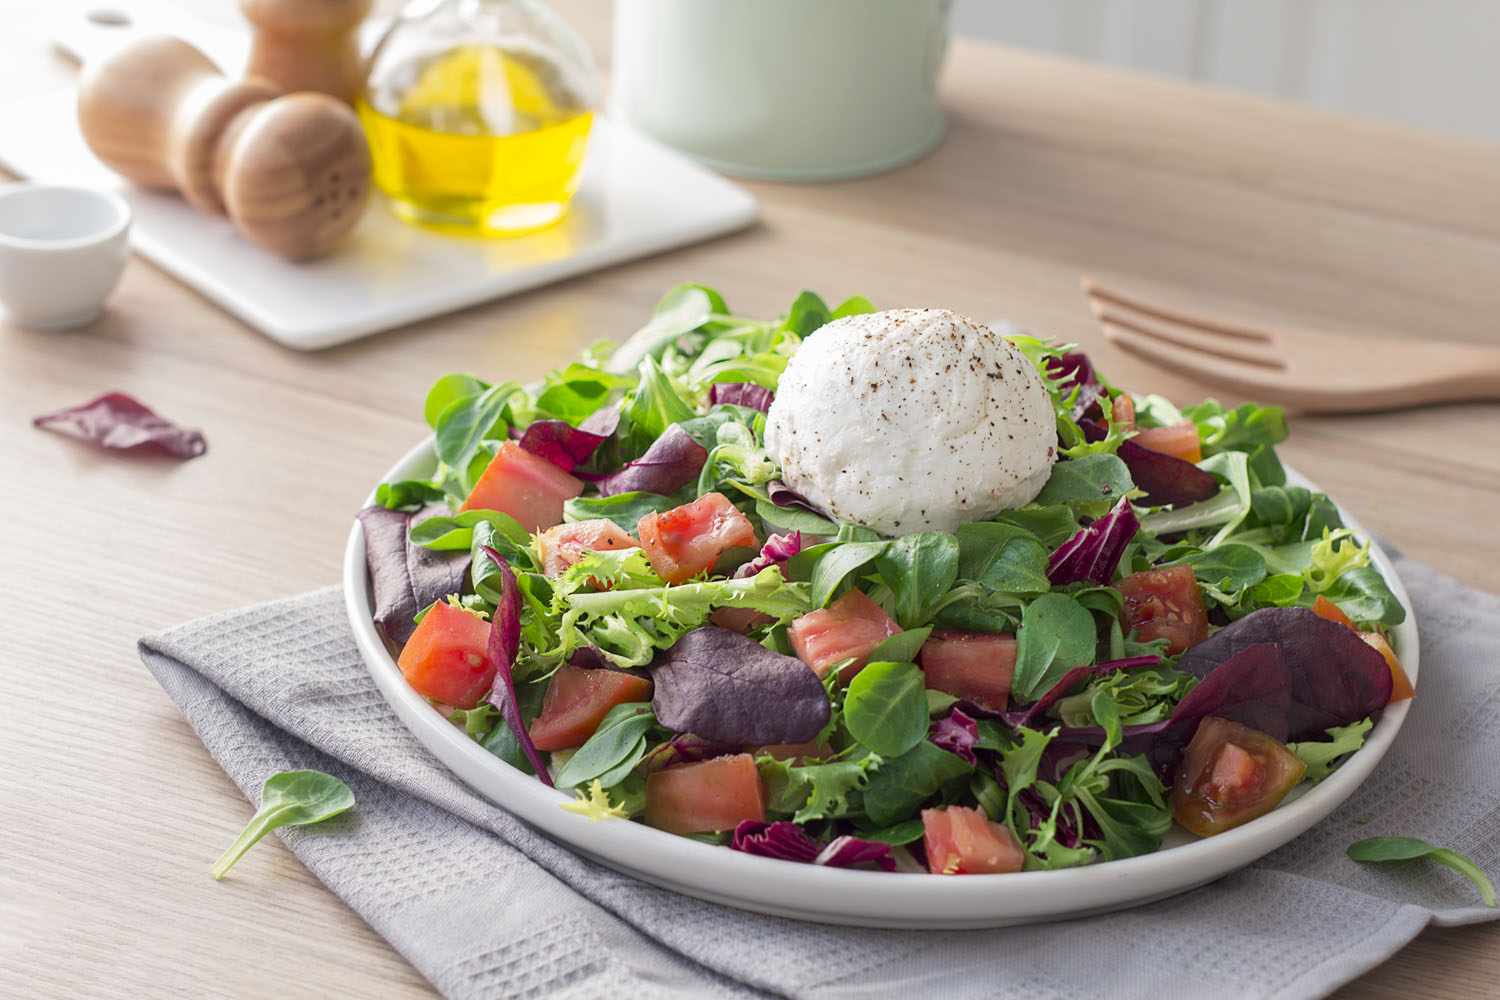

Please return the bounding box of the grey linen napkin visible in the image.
[138,553,1500,1000]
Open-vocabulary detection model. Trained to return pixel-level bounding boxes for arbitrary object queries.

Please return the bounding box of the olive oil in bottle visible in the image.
[360,1,597,236]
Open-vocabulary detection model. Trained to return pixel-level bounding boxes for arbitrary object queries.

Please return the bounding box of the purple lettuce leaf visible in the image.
[1173,606,1392,743]
[1080,418,1217,507]
[33,391,207,459]
[931,706,979,765]
[650,627,830,745]
[730,821,897,871]
[1002,655,1160,729]
[480,546,552,786]
[733,531,804,579]
[1047,497,1140,585]
[766,480,829,515]
[357,504,471,644]
[516,406,620,474]
[709,382,775,413]
[581,423,708,497]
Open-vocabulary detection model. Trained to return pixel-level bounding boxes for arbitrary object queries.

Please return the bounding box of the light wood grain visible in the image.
[3,2,1497,998]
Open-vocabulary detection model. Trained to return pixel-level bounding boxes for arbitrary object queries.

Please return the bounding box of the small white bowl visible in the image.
[0,183,131,330]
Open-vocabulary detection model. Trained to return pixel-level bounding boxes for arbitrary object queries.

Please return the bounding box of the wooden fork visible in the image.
[1081,278,1500,413]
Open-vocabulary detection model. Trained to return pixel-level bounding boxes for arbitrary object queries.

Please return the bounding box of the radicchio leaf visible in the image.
[1047,498,1139,585]
[766,480,827,515]
[730,821,897,871]
[930,707,979,765]
[33,391,207,459]
[649,627,830,745]
[709,382,775,413]
[1173,606,1392,743]
[583,423,707,497]
[480,546,552,786]
[357,504,471,644]
[734,531,804,579]
[517,406,620,473]
[1080,418,1217,507]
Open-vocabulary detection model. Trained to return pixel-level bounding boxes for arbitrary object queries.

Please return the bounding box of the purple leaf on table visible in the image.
[33,391,207,459]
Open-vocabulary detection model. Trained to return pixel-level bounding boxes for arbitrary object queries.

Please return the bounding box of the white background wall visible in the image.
[952,0,1500,144]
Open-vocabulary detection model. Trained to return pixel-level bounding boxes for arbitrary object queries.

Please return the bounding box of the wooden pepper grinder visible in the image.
[76,35,371,259]
[241,0,373,105]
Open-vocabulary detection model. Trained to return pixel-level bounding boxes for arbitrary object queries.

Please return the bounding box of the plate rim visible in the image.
[342,436,1418,928]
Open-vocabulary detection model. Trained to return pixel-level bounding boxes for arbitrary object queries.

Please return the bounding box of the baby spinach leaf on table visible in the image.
[650,627,829,745]
[1010,594,1098,703]
[33,391,207,459]
[1288,717,1373,783]
[553,703,657,788]
[852,818,927,846]
[844,661,929,757]
[1171,543,1267,594]
[1347,838,1496,907]
[862,741,973,827]
[533,364,634,425]
[1318,566,1405,626]
[874,532,959,628]
[357,505,470,644]
[809,541,889,607]
[210,770,354,879]
[1033,454,1135,518]
[866,627,932,665]
[564,491,681,531]
[955,522,1051,594]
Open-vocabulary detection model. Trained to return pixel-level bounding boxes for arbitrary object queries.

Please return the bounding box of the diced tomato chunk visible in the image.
[918,630,1017,711]
[396,601,497,710]
[1360,632,1415,702]
[709,606,776,634]
[1170,717,1306,837]
[636,492,758,584]
[922,806,1025,875]
[1114,565,1209,655]
[459,441,584,531]
[1310,594,1357,630]
[787,589,902,683]
[528,663,653,751]
[536,519,639,578]
[1130,421,1203,463]
[644,754,767,834]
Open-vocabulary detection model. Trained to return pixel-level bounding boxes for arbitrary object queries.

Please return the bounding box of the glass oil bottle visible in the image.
[359,0,598,236]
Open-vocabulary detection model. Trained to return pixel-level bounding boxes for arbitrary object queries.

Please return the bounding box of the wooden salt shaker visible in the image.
[76,35,371,259]
[241,0,373,105]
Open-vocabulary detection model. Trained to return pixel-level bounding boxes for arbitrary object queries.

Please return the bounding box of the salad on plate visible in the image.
[357,284,1413,877]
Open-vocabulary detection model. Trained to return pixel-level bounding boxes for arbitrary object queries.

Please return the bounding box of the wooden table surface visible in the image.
[3,2,1498,997]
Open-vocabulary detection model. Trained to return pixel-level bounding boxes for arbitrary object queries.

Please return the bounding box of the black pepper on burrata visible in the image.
[763,308,1056,535]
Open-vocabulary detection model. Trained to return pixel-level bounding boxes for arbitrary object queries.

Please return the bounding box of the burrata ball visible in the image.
[764,308,1056,535]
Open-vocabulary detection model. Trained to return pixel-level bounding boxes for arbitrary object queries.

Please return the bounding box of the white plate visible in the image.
[343,442,1418,928]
